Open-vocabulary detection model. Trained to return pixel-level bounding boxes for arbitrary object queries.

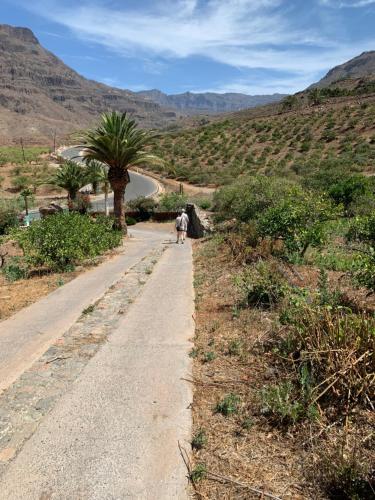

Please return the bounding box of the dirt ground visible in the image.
[191,238,309,499]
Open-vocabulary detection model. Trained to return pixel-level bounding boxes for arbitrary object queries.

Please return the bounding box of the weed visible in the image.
[241,417,254,430]
[56,278,64,287]
[215,393,240,416]
[190,463,207,483]
[191,428,207,450]
[235,260,288,308]
[202,351,216,363]
[227,339,243,356]
[189,347,199,358]
[145,267,152,275]
[82,304,95,315]
[260,382,304,425]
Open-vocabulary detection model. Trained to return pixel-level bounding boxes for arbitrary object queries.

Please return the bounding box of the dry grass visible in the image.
[191,237,310,499]
[191,236,375,499]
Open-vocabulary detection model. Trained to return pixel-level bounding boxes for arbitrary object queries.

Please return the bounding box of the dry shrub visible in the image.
[283,306,375,414]
[308,429,375,499]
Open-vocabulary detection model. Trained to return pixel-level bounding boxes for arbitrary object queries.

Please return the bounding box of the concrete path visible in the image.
[0,227,169,393]
[0,236,193,499]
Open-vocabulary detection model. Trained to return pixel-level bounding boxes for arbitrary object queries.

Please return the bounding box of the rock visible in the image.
[39,203,63,218]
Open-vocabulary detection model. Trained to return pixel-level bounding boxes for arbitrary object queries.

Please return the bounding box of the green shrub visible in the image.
[12,212,121,271]
[127,196,157,220]
[0,200,20,235]
[190,463,207,483]
[215,393,240,416]
[257,190,337,257]
[126,216,137,226]
[260,382,304,424]
[191,429,207,450]
[2,256,28,282]
[328,175,371,213]
[235,260,288,308]
[213,175,296,222]
[158,192,187,211]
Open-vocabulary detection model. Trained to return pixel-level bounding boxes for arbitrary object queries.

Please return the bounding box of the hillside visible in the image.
[136,89,286,114]
[151,91,375,185]
[314,51,375,88]
[0,24,182,145]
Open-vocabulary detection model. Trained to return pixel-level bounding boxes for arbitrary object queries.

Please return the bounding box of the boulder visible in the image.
[39,203,64,218]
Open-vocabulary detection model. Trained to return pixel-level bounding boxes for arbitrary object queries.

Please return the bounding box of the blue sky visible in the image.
[1,0,374,95]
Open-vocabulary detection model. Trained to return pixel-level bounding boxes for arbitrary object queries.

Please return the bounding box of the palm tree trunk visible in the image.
[111,182,127,234]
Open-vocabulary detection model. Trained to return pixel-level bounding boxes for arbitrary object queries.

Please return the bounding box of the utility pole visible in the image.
[20,138,25,162]
[53,129,57,153]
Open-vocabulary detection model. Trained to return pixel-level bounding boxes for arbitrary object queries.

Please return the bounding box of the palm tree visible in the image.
[51,160,88,209]
[80,111,162,233]
[86,160,111,216]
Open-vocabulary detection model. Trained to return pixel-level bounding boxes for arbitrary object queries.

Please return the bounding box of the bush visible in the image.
[328,175,371,213]
[215,393,241,416]
[213,175,296,222]
[158,192,187,211]
[2,256,28,282]
[257,190,337,257]
[12,212,122,271]
[347,215,375,290]
[235,260,288,308]
[0,200,20,235]
[260,382,304,425]
[126,216,137,226]
[127,196,157,220]
[279,306,375,413]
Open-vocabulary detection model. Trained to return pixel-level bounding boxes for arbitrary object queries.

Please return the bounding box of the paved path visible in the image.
[0,228,193,499]
[0,227,167,393]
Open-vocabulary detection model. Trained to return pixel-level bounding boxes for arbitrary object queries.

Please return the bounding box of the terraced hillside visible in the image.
[152,92,375,186]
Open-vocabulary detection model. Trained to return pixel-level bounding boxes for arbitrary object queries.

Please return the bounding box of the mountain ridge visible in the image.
[136,89,287,113]
[312,50,375,88]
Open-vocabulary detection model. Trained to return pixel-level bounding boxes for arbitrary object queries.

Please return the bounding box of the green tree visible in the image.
[80,112,162,233]
[20,187,33,216]
[308,88,323,106]
[258,191,337,257]
[50,161,88,207]
[86,160,111,215]
[328,175,370,213]
[282,95,298,111]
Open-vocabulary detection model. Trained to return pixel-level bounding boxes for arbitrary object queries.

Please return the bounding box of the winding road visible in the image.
[28,147,160,221]
[61,147,159,210]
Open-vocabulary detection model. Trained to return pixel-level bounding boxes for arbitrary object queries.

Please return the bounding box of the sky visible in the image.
[1,0,374,95]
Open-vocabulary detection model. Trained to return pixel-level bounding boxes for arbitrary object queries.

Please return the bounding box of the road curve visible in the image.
[60,146,159,206]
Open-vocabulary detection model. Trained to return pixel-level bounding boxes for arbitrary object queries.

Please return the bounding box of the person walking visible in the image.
[175,209,189,244]
[175,212,183,244]
[180,208,189,243]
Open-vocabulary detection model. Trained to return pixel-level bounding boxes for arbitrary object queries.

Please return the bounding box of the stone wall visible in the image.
[186,203,212,239]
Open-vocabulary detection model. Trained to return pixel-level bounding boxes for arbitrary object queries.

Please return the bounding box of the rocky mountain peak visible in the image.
[0,24,39,44]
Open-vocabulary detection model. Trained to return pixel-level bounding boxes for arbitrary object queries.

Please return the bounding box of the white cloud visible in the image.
[22,0,375,92]
[320,0,375,7]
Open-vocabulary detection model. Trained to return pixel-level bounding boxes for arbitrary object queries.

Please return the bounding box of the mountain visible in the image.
[136,89,286,114]
[0,24,181,145]
[313,51,375,88]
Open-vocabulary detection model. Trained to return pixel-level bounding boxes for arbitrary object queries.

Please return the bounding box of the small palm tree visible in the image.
[80,112,162,233]
[51,160,88,208]
[86,160,111,216]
